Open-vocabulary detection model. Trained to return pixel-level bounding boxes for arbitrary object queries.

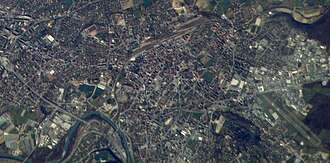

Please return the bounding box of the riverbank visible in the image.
[0,154,27,163]
[0,110,131,163]
[273,7,326,24]
[272,10,330,50]
[0,158,21,163]
[53,112,132,163]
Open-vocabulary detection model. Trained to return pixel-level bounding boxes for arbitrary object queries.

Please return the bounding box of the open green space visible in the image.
[204,58,217,68]
[60,0,77,8]
[79,84,104,99]
[192,112,202,120]
[302,83,330,102]
[92,87,104,99]
[202,71,215,82]
[250,25,256,33]
[256,93,277,122]
[318,129,330,143]
[0,121,9,130]
[187,139,198,150]
[7,107,37,126]
[95,150,116,162]
[133,0,142,5]
[239,0,253,6]
[212,0,233,14]
[79,84,94,98]
[133,0,152,6]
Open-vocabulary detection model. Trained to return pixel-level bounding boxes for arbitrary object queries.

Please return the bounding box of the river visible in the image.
[56,111,132,163]
[0,154,28,163]
[1,112,131,163]
[274,10,330,50]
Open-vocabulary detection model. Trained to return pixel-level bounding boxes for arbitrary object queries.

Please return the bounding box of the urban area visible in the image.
[0,0,329,162]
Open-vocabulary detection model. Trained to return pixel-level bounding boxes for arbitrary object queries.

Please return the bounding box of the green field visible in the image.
[302,84,330,102]
[133,0,152,6]
[202,71,215,82]
[213,0,233,14]
[204,58,217,68]
[256,94,277,122]
[95,150,116,161]
[7,107,37,126]
[187,139,198,150]
[61,0,74,8]
[239,0,253,7]
[79,84,94,98]
[319,129,330,143]
[192,112,202,120]
[0,122,9,130]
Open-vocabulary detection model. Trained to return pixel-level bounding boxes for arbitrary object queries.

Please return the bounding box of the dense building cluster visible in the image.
[0,0,329,162]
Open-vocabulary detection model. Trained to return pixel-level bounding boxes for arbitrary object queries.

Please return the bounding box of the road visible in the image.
[0,56,87,123]
[112,15,210,104]
[0,55,87,163]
